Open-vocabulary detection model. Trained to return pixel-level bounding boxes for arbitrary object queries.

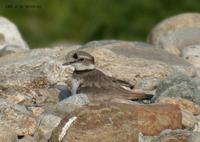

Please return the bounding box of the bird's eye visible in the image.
[73,53,78,59]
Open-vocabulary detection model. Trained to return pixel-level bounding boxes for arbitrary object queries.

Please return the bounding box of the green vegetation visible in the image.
[0,0,200,47]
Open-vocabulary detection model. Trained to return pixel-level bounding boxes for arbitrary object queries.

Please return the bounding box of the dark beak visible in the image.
[63,58,84,66]
[63,62,71,66]
[63,58,77,66]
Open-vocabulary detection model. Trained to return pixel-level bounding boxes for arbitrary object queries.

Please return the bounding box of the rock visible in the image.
[139,133,154,142]
[6,94,26,104]
[0,46,80,109]
[0,99,37,136]
[54,83,71,101]
[156,97,200,128]
[156,97,200,115]
[79,40,195,92]
[189,132,200,142]
[181,109,198,128]
[0,45,79,87]
[148,13,200,55]
[194,121,200,133]
[181,45,200,68]
[49,102,182,142]
[35,114,61,141]
[151,73,200,105]
[181,45,200,84]
[149,129,193,142]
[18,136,36,142]
[0,17,29,55]
[28,107,45,117]
[56,93,90,115]
[158,27,200,56]
[0,124,17,142]
[140,130,200,142]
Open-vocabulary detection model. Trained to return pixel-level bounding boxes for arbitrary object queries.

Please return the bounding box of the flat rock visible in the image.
[148,13,200,52]
[79,40,195,91]
[151,73,200,105]
[49,102,182,142]
[0,17,29,56]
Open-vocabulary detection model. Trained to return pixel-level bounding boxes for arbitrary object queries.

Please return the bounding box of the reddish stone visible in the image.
[49,102,182,142]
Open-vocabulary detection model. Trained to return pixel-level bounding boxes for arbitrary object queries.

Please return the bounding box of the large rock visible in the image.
[0,17,29,56]
[151,73,200,105]
[148,13,200,44]
[49,102,182,142]
[79,40,195,91]
[154,27,200,56]
[148,13,200,56]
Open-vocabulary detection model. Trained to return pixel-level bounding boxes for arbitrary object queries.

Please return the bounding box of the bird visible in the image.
[63,50,153,102]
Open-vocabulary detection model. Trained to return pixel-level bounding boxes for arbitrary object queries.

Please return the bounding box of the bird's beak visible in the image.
[63,60,77,66]
[62,62,70,66]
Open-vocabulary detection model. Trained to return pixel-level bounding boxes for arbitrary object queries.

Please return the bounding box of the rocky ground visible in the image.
[1,13,200,142]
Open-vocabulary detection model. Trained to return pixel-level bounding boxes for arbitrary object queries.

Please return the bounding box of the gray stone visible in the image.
[151,73,200,105]
[181,45,200,69]
[56,93,90,114]
[0,17,29,56]
[148,13,200,46]
[157,27,200,56]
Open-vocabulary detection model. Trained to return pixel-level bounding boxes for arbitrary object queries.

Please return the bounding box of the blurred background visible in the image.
[0,0,199,48]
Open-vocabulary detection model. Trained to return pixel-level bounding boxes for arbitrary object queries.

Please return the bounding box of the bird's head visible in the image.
[63,50,95,71]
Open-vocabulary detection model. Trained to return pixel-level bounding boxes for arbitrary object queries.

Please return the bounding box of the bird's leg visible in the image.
[71,79,81,95]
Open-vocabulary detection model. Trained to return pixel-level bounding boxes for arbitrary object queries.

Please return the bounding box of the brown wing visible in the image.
[74,69,153,101]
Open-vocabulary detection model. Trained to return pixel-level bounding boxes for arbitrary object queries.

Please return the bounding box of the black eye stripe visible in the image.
[73,53,78,59]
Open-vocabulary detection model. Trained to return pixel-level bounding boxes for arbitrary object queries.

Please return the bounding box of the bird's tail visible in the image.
[130,93,154,101]
[121,91,154,101]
